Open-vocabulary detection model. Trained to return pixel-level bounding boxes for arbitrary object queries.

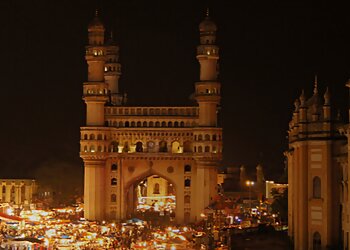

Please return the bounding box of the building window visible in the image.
[153,183,160,194]
[313,232,321,250]
[184,165,191,173]
[205,134,210,141]
[205,146,210,152]
[159,141,168,152]
[136,142,143,152]
[111,178,117,186]
[313,176,321,199]
[212,135,217,141]
[111,164,118,171]
[111,194,117,202]
[184,195,191,203]
[111,141,119,152]
[185,179,191,187]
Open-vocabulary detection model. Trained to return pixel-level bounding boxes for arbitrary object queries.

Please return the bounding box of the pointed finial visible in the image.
[206,8,210,17]
[324,86,330,105]
[313,74,318,94]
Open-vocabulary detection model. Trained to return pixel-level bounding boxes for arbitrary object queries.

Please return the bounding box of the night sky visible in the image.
[1,0,349,181]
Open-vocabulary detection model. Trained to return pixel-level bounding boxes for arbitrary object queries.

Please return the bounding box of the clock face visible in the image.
[148,141,155,148]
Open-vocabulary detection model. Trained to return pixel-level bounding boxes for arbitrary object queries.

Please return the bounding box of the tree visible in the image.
[271,188,288,224]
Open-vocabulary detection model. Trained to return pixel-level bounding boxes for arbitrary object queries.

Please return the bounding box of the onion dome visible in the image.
[88,10,104,30]
[199,9,217,33]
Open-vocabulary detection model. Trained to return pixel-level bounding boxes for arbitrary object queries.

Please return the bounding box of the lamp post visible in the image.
[246,180,254,213]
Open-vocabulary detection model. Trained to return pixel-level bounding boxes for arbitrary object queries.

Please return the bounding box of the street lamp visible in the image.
[246,180,254,213]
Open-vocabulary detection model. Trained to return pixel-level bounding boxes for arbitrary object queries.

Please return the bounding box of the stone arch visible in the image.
[149,121,154,127]
[136,141,143,152]
[198,135,203,141]
[125,121,130,127]
[198,146,203,153]
[161,121,166,127]
[174,121,179,127]
[137,121,141,127]
[205,146,210,152]
[155,121,160,127]
[111,178,117,186]
[205,134,210,141]
[313,231,321,250]
[143,121,147,127]
[171,141,181,153]
[131,121,135,127]
[168,121,173,127]
[111,194,117,202]
[180,121,185,127]
[159,140,168,152]
[84,134,88,140]
[111,141,119,152]
[212,134,217,141]
[89,134,95,140]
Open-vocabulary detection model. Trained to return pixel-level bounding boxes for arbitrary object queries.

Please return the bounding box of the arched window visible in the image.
[125,121,130,127]
[205,146,210,152]
[97,134,103,140]
[131,121,135,127]
[111,141,119,152]
[155,121,160,127]
[119,121,123,127]
[180,121,184,127]
[185,179,191,187]
[161,121,166,127]
[313,232,321,250]
[84,134,88,140]
[143,121,147,127]
[83,146,88,152]
[137,121,141,127]
[89,134,95,140]
[198,135,203,141]
[171,141,180,153]
[97,146,102,152]
[136,142,143,152]
[123,142,130,152]
[212,135,217,141]
[111,164,118,171]
[184,195,191,203]
[205,134,210,141]
[198,146,203,153]
[90,145,95,152]
[184,165,191,173]
[168,122,172,127]
[111,194,117,202]
[153,183,160,194]
[111,178,117,186]
[159,141,168,152]
[313,176,321,199]
[174,121,179,127]
[149,121,154,127]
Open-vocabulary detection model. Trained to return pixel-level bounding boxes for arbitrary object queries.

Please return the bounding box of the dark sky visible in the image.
[0,0,349,180]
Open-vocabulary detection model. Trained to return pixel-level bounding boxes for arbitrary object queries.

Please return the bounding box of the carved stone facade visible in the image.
[287,80,348,249]
[80,12,222,223]
[0,179,37,205]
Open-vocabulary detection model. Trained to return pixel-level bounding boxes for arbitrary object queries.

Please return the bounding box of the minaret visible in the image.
[81,11,108,221]
[104,31,123,105]
[83,10,108,126]
[195,10,221,127]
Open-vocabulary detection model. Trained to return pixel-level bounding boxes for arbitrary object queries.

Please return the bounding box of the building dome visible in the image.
[88,10,104,30]
[199,16,217,33]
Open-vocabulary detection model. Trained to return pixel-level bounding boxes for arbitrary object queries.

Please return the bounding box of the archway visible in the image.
[126,174,176,225]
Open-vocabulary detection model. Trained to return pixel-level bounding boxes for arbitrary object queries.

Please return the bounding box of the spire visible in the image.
[324,87,330,105]
[299,89,306,106]
[313,74,318,95]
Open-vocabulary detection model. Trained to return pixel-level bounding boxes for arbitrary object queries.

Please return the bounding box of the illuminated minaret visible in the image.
[195,9,221,127]
[83,10,108,125]
[81,11,108,221]
[104,31,123,105]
